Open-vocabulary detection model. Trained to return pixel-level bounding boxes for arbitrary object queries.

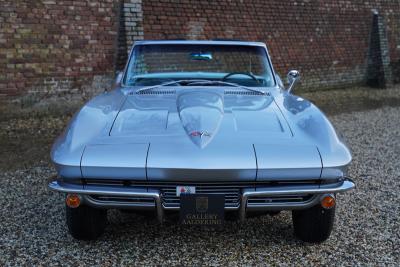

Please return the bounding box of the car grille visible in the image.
[160,185,242,209]
[83,179,320,208]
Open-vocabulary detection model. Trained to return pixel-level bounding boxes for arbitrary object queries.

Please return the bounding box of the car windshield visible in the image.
[124,44,275,87]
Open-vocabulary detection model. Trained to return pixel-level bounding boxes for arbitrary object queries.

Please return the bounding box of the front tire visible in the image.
[292,204,335,243]
[66,205,107,240]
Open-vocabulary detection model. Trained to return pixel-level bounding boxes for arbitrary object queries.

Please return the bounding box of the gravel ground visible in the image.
[0,90,399,265]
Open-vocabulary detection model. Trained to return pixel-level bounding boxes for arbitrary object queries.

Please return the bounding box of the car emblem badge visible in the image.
[190,131,211,139]
[196,196,208,213]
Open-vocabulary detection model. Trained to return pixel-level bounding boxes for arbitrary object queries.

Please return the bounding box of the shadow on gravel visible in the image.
[106,210,297,244]
[71,210,304,263]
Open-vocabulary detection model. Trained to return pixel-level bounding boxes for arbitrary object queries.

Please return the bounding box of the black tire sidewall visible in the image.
[66,205,107,240]
[292,204,335,243]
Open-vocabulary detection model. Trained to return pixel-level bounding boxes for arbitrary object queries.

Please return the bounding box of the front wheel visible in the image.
[292,204,335,243]
[66,205,107,240]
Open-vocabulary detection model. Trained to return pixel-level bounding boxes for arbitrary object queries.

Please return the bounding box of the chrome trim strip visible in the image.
[246,195,320,211]
[133,40,267,47]
[83,195,156,209]
[162,205,240,211]
[239,179,355,221]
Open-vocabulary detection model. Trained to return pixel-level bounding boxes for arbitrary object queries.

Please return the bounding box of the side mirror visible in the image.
[115,71,123,85]
[275,74,284,89]
[286,70,300,93]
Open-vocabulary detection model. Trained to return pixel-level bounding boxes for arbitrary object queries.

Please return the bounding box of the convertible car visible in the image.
[49,40,355,242]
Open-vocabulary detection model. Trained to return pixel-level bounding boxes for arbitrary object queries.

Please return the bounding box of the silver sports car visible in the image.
[49,40,355,242]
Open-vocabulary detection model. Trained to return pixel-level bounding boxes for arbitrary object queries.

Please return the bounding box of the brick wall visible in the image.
[1,0,399,111]
[142,0,400,89]
[0,0,119,109]
[116,0,143,70]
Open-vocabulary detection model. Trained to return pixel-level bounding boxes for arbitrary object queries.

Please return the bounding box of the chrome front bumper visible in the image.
[48,179,355,223]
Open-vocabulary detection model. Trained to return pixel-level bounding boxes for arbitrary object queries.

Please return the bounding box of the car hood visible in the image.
[110,89,291,141]
[81,89,322,181]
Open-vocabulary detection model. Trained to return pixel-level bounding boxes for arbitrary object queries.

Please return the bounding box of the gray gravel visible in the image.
[0,104,399,266]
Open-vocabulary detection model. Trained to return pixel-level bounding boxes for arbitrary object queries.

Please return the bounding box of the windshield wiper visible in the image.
[135,79,267,95]
[185,80,267,95]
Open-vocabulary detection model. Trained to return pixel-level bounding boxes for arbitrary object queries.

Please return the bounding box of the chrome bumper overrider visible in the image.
[48,181,164,223]
[239,179,355,221]
[48,179,355,223]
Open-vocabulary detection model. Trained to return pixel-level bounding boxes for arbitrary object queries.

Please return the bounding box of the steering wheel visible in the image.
[222,72,260,84]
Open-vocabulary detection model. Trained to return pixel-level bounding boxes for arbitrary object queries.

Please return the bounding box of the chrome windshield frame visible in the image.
[120,41,278,89]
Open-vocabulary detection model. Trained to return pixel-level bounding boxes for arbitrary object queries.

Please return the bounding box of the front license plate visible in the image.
[180,194,224,225]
